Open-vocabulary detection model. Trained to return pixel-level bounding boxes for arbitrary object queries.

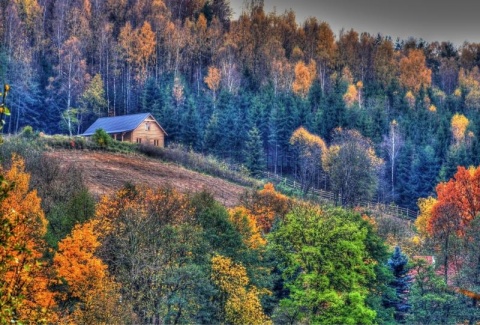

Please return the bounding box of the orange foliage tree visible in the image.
[54,220,135,323]
[239,183,290,233]
[119,21,156,84]
[292,60,316,98]
[374,38,397,89]
[428,166,480,236]
[95,185,192,233]
[0,155,57,323]
[399,49,432,94]
[204,65,221,103]
[316,22,336,92]
[54,220,107,301]
[94,185,205,324]
[421,166,480,283]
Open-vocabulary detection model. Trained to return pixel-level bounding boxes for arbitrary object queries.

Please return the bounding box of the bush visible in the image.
[20,125,36,139]
[91,128,112,148]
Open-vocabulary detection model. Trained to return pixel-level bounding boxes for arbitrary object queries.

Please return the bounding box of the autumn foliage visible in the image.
[292,60,316,98]
[451,113,469,145]
[228,207,266,249]
[427,166,480,236]
[54,220,132,323]
[54,220,107,301]
[290,127,328,193]
[399,49,432,94]
[211,255,271,325]
[240,183,290,233]
[0,155,56,323]
[95,184,192,234]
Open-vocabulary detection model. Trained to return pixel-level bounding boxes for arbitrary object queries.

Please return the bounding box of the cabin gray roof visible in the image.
[82,113,166,136]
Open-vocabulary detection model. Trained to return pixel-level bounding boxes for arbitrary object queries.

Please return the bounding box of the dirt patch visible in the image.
[45,150,248,207]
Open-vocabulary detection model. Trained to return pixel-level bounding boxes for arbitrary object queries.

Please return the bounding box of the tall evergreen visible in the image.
[244,126,266,177]
[386,246,412,322]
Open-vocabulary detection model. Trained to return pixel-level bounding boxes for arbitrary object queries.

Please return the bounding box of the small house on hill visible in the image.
[82,113,167,147]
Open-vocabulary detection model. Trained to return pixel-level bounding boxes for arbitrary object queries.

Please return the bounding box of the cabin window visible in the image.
[136,138,142,144]
[145,122,151,131]
[153,139,159,146]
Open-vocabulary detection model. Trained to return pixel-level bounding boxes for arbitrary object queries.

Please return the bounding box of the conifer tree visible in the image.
[386,246,412,322]
[245,126,266,176]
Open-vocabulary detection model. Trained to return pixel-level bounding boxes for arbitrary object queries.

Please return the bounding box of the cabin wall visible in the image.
[131,119,165,147]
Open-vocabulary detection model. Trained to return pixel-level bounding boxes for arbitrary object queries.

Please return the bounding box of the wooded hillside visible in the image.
[2,0,480,209]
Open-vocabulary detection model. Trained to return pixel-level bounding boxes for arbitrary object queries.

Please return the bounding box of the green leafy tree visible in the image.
[322,128,383,207]
[269,205,377,324]
[45,188,96,247]
[78,73,108,133]
[95,186,218,324]
[408,260,460,324]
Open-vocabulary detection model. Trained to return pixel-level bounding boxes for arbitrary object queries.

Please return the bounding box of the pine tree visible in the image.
[387,246,412,322]
[180,98,202,151]
[141,77,160,114]
[244,126,266,177]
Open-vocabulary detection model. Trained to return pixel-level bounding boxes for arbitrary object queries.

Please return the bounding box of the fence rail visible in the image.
[260,171,417,220]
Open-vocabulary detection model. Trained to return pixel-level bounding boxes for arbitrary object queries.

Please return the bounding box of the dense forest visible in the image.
[2,1,480,323]
[1,144,480,324]
[2,0,480,209]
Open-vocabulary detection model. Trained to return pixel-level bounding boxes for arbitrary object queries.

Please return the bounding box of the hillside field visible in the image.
[46,150,247,207]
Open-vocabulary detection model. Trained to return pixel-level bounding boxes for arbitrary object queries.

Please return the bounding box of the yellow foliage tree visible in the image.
[290,126,327,193]
[228,207,266,249]
[459,67,480,91]
[211,255,271,325]
[405,90,415,109]
[457,67,480,109]
[343,84,358,108]
[292,60,316,98]
[415,197,438,238]
[0,155,57,323]
[451,113,469,145]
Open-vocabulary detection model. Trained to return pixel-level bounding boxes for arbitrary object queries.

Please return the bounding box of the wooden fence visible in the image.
[260,171,418,221]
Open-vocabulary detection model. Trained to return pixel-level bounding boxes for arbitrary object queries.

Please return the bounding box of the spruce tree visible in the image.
[245,126,266,177]
[387,246,412,322]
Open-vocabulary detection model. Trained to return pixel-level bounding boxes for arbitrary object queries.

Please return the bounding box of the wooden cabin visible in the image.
[82,113,167,147]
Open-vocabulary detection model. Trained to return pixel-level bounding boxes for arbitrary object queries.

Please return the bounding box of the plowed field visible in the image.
[45,150,247,207]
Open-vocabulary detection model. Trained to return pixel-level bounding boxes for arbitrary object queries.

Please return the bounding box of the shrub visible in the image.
[20,125,36,139]
[91,128,112,148]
